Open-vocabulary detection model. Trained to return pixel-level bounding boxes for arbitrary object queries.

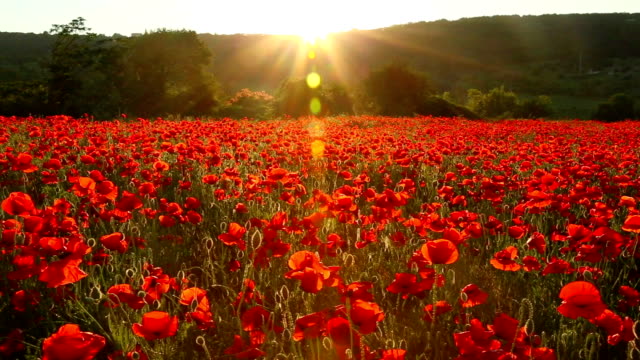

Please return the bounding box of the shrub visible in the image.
[593,93,636,122]
[219,88,274,120]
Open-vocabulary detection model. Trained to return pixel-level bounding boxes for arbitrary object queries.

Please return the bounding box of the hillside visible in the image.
[1,13,639,118]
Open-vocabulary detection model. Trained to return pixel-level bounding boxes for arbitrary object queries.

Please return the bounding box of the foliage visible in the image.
[122,30,221,117]
[274,77,324,117]
[415,96,480,119]
[321,84,354,115]
[593,93,637,122]
[362,62,434,116]
[47,17,124,118]
[218,88,275,119]
[0,81,49,116]
[467,86,554,119]
[515,95,553,118]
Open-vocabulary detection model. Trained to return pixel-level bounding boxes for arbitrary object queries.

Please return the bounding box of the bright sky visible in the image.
[2,0,639,36]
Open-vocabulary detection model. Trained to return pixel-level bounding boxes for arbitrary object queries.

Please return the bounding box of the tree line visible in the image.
[0,14,639,120]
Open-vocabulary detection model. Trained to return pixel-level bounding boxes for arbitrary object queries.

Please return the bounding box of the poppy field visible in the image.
[1,115,640,360]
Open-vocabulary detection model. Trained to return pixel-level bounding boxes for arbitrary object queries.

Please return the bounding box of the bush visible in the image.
[467,87,553,119]
[514,95,553,119]
[219,88,274,120]
[593,93,636,122]
[415,96,480,119]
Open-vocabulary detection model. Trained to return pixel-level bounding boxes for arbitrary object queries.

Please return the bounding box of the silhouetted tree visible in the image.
[363,62,434,116]
[47,17,124,117]
[122,30,220,116]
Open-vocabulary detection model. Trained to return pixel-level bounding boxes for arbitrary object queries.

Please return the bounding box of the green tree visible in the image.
[363,62,434,116]
[48,17,124,117]
[122,30,220,117]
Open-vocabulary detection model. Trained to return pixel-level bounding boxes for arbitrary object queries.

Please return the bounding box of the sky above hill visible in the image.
[3,0,640,37]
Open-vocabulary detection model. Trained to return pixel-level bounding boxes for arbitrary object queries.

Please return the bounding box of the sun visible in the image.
[298,29,328,46]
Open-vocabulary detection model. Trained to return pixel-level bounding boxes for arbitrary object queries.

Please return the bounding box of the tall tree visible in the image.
[363,62,434,116]
[122,30,220,116]
[48,17,124,117]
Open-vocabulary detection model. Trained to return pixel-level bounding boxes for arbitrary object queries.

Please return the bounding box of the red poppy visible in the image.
[100,232,128,253]
[557,281,607,319]
[349,300,385,335]
[453,318,500,356]
[141,273,173,303]
[39,258,88,288]
[42,324,105,360]
[421,239,459,265]
[223,334,265,359]
[423,300,452,322]
[490,246,521,271]
[326,317,361,360]
[460,284,488,308]
[0,329,25,357]
[622,215,640,233]
[293,311,326,341]
[126,345,148,360]
[488,312,519,343]
[13,153,38,173]
[2,192,36,216]
[218,223,247,250]
[379,349,407,360]
[522,256,541,272]
[285,250,340,293]
[132,311,179,340]
[105,284,145,310]
[526,232,546,254]
[386,272,432,299]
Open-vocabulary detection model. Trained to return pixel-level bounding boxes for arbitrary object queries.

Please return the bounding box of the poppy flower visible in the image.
[522,256,541,272]
[223,334,266,359]
[421,239,459,265]
[488,313,519,343]
[218,223,247,250]
[100,232,129,253]
[2,192,36,217]
[132,311,179,340]
[39,258,88,288]
[622,215,640,233]
[557,281,607,319]
[423,300,452,322]
[285,251,340,293]
[141,273,173,303]
[0,329,25,357]
[126,345,149,360]
[460,284,488,308]
[490,246,521,271]
[326,317,361,358]
[526,232,546,254]
[293,311,326,341]
[349,300,385,335]
[386,273,432,299]
[379,349,407,360]
[105,284,145,310]
[42,324,106,360]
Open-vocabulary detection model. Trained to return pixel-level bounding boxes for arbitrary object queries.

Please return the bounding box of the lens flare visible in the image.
[310,97,322,115]
[306,72,321,89]
[311,140,325,159]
